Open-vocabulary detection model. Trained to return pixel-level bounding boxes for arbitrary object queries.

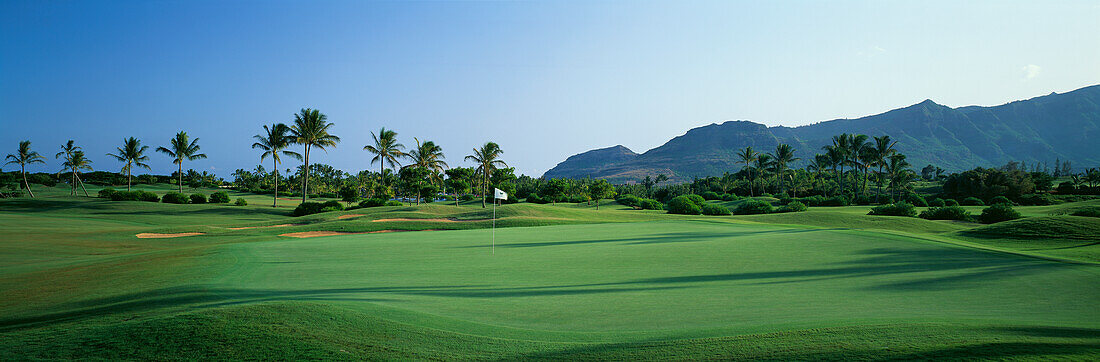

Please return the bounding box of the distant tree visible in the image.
[465,142,507,208]
[754,153,773,195]
[869,135,898,201]
[541,178,568,204]
[291,108,340,202]
[885,154,911,200]
[807,154,831,197]
[55,140,82,196]
[156,132,206,193]
[655,174,669,185]
[768,144,800,196]
[588,179,616,210]
[444,167,474,206]
[921,164,936,181]
[106,137,151,192]
[364,127,406,187]
[253,123,302,207]
[60,150,93,196]
[5,141,46,197]
[409,137,448,187]
[735,147,759,197]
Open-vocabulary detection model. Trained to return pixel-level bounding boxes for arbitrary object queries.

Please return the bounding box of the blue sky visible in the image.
[3,0,1099,177]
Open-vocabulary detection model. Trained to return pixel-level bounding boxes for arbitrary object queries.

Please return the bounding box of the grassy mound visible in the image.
[961,216,1100,241]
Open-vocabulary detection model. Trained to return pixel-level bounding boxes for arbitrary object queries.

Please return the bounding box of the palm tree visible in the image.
[768,144,800,196]
[808,153,831,197]
[465,142,508,208]
[409,137,448,186]
[289,108,339,202]
[55,140,81,195]
[847,134,870,196]
[253,123,302,207]
[885,154,910,201]
[60,150,93,196]
[823,134,853,194]
[736,146,759,197]
[5,141,46,197]
[870,135,898,202]
[754,153,773,195]
[106,137,151,191]
[156,132,207,193]
[363,127,405,187]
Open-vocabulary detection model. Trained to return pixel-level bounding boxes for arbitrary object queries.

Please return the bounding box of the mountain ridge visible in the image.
[543,85,1100,183]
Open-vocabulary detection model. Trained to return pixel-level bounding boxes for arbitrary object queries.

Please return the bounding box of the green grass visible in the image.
[1,190,1098,359]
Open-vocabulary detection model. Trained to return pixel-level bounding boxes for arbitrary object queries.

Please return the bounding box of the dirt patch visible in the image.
[279,229,441,238]
[135,232,205,239]
[227,224,301,230]
[337,214,365,220]
[371,218,488,223]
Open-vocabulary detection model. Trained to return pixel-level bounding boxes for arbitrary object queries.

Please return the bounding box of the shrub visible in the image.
[721,193,740,201]
[821,196,850,207]
[1070,207,1100,218]
[321,200,344,211]
[919,206,974,222]
[209,191,230,203]
[384,200,403,206]
[320,206,340,213]
[853,194,872,205]
[1017,193,1058,206]
[733,199,774,215]
[293,202,325,216]
[978,203,1022,224]
[137,191,159,202]
[616,194,641,207]
[639,199,663,210]
[110,190,159,202]
[779,201,808,213]
[961,197,985,206]
[685,194,706,206]
[162,192,189,204]
[98,188,116,199]
[868,202,917,217]
[189,193,207,204]
[459,194,474,201]
[526,193,547,204]
[667,196,702,215]
[943,198,960,206]
[798,195,826,206]
[928,198,946,207]
[359,198,387,208]
[234,198,247,206]
[904,194,928,207]
[989,196,1012,205]
[701,203,732,215]
[700,191,721,200]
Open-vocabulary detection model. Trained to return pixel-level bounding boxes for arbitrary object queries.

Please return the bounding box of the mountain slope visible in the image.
[544,85,1100,182]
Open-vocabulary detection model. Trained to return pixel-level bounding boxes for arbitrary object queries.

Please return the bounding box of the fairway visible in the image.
[3,194,1099,359]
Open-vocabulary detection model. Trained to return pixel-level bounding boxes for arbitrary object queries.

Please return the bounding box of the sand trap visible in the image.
[371,218,488,223]
[136,232,205,239]
[336,214,365,220]
[279,229,440,238]
[227,224,301,230]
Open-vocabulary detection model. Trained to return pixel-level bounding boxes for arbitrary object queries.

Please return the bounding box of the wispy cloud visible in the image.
[1021,64,1042,80]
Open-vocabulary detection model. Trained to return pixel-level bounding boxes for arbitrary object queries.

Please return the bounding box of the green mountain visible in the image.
[544,85,1100,183]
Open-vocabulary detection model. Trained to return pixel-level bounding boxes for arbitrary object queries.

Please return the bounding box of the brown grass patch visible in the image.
[336,214,365,220]
[279,229,441,238]
[372,218,487,223]
[135,232,204,238]
[226,224,301,230]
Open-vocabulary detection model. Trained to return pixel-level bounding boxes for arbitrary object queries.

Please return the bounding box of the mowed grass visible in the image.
[1,190,1099,359]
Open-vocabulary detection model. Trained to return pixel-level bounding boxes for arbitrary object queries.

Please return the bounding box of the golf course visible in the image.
[2,184,1098,360]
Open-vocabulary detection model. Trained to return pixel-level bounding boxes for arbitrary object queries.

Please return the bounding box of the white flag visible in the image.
[494,188,508,200]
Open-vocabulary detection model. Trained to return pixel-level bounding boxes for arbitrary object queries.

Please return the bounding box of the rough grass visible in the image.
[961,216,1100,241]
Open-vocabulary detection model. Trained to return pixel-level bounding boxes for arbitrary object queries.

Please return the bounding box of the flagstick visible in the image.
[492,198,496,255]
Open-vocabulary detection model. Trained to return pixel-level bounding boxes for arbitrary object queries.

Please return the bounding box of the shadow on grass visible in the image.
[455,228,843,249]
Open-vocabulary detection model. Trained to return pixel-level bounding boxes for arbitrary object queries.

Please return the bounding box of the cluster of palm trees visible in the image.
[732,134,913,200]
[250,108,507,208]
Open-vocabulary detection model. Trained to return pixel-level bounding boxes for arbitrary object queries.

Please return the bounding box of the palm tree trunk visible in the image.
[22,166,34,198]
[302,146,310,203]
[71,169,76,196]
[273,159,279,208]
[178,163,183,193]
[127,167,132,192]
[481,169,487,208]
[77,173,90,197]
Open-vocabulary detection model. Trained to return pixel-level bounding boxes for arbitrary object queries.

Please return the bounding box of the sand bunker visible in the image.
[136,232,205,238]
[336,214,365,220]
[227,224,300,230]
[371,218,487,223]
[279,229,440,238]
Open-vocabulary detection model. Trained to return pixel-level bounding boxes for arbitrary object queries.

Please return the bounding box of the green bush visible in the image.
[639,199,663,210]
[990,196,1012,205]
[919,206,974,222]
[1070,207,1100,218]
[797,195,826,206]
[667,196,702,215]
[928,198,946,207]
[1017,193,1058,206]
[616,194,641,207]
[161,192,189,204]
[943,198,960,206]
[821,196,850,207]
[686,194,706,206]
[852,194,872,205]
[978,203,1022,224]
[700,191,722,200]
[701,203,732,215]
[109,190,159,202]
[359,198,387,208]
[904,194,928,207]
[779,200,808,213]
[321,200,344,210]
[137,191,159,202]
[961,197,985,206]
[210,191,230,203]
[293,202,325,216]
[384,200,403,206]
[733,199,774,215]
[721,193,741,201]
[868,202,917,217]
[189,193,207,204]
[234,198,248,206]
[97,188,116,199]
